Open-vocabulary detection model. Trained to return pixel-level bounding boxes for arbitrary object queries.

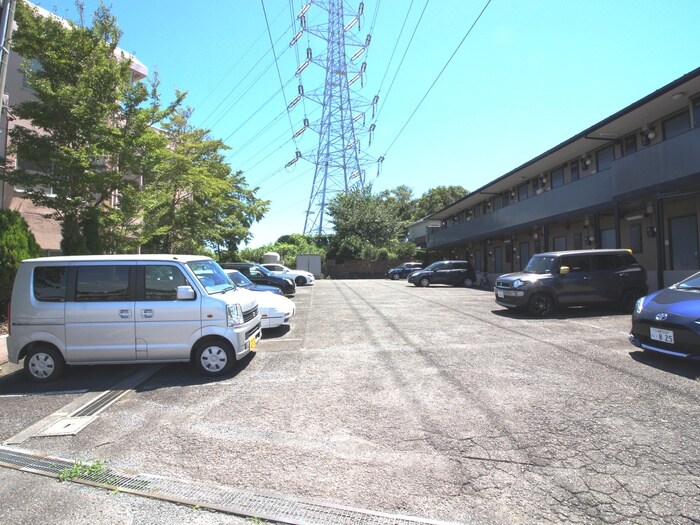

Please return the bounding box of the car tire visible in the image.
[528,293,555,317]
[391,273,400,280]
[463,277,474,288]
[419,277,430,287]
[24,344,65,382]
[619,289,642,312]
[295,276,306,286]
[194,339,234,377]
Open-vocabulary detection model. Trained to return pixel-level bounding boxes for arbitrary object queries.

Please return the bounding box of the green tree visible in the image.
[327,185,399,247]
[140,106,268,254]
[2,1,174,254]
[0,210,41,314]
[414,185,469,219]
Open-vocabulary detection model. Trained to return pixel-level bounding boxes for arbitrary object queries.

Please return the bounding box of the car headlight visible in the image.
[512,279,527,289]
[285,278,294,286]
[634,297,644,315]
[227,303,244,326]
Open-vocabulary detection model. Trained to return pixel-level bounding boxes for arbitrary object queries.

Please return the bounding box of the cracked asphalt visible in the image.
[1,279,699,524]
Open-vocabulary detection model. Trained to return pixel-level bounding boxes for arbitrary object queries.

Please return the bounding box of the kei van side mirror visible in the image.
[559,266,570,275]
[176,286,196,300]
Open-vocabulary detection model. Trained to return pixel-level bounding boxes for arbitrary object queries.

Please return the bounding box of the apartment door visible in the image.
[669,215,699,269]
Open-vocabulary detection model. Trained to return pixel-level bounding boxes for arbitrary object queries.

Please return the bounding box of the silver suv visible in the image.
[494,249,647,317]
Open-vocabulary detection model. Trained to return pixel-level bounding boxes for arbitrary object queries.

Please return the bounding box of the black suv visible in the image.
[408,260,476,288]
[221,262,296,295]
[494,249,647,317]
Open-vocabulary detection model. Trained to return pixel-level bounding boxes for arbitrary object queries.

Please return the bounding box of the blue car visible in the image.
[629,271,700,360]
[386,262,422,280]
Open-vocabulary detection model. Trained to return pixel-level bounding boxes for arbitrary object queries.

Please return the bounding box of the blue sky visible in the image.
[36,1,700,248]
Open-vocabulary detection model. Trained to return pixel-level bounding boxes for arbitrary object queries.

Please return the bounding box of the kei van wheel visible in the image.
[419,277,430,287]
[24,345,65,382]
[463,277,474,288]
[528,293,555,317]
[194,339,234,376]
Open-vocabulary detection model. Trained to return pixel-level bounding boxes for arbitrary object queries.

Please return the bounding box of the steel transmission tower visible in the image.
[290,0,373,236]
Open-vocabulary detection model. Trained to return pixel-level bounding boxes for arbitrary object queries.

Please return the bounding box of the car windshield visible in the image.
[225,270,253,288]
[188,260,236,294]
[523,256,556,274]
[675,272,700,290]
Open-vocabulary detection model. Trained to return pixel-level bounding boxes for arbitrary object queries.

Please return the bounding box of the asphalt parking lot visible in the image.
[1,279,699,525]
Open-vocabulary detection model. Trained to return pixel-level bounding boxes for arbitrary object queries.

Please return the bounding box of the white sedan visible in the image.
[262,263,315,286]
[257,291,296,329]
[225,269,295,329]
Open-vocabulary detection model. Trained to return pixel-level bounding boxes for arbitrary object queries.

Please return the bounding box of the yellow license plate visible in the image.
[249,337,257,350]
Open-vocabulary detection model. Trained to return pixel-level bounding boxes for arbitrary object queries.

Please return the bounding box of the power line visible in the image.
[382,0,493,157]
[261,0,298,147]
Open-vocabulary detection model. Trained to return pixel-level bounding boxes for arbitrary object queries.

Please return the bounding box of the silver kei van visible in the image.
[7,254,262,382]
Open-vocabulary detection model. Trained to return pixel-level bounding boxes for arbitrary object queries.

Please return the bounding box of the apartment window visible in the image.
[472,205,481,218]
[553,235,566,251]
[482,201,490,214]
[663,111,690,139]
[629,223,643,254]
[22,58,43,90]
[570,161,579,182]
[623,134,638,156]
[693,98,700,128]
[493,195,502,211]
[501,192,510,208]
[596,145,615,172]
[550,167,564,189]
[518,183,528,201]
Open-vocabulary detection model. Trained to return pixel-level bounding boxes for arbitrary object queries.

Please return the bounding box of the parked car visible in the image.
[494,249,648,317]
[628,271,700,360]
[8,255,262,382]
[408,260,476,287]
[224,269,282,295]
[224,270,294,328]
[261,263,315,286]
[386,262,422,280]
[221,262,296,296]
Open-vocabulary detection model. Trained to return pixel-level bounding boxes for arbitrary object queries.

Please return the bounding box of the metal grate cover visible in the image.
[0,446,463,525]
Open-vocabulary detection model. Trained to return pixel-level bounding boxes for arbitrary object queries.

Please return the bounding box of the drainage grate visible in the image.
[0,446,462,525]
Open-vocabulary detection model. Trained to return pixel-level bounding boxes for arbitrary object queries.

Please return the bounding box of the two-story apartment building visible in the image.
[418,67,700,292]
[0,2,147,254]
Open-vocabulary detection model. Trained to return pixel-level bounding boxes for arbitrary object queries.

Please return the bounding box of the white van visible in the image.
[7,254,261,382]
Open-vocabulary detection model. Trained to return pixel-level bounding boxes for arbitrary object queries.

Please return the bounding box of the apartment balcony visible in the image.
[427,126,700,250]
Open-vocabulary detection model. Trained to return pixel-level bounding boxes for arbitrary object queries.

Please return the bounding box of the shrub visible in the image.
[0,210,42,317]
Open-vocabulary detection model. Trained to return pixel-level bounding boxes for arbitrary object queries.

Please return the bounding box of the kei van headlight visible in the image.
[227,303,244,326]
[512,279,528,289]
